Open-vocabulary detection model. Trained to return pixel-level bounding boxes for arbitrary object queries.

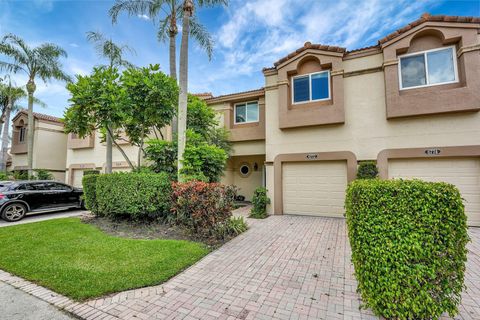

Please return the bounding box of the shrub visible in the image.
[250,187,270,219]
[82,174,99,214]
[96,172,172,220]
[83,170,100,176]
[171,181,236,235]
[181,143,228,182]
[213,216,248,240]
[34,169,54,180]
[144,139,177,179]
[0,172,9,181]
[345,179,469,319]
[356,161,378,179]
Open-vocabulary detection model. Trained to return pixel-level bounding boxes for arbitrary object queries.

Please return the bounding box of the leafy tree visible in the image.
[63,67,135,167]
[145,95,230,182]
[0,34,71,176]
[0,77,46,172]
[86,31,135,173]
[121,64,178,167]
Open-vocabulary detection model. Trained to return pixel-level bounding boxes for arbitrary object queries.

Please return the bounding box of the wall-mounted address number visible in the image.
[425,149,441,155]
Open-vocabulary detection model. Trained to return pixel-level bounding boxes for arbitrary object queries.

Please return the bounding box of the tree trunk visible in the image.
[177,0,193,181]
[0,97,12,172]
[106,127,135,170]
[105,126,113,173]
[169,6,179,141]
[26,79,36,177]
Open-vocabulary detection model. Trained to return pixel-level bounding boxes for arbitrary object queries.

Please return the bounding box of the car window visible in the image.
[30,183,48,191]
[0,184,12,191]
[46,183,71,191]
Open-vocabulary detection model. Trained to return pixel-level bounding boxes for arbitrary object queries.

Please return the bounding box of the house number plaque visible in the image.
[425,149,441,155]
[306,154,318,160]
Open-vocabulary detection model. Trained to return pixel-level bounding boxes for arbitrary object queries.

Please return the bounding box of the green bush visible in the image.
[345,179,469,319]
[356,161,378,179]
[213,216,248,240]
[83,170,100,176]
[34,169,54,180]
[0,172,9,181]
[96,172,172,220]
[171,181,237,235]
[181,143,228,183]
[82,174,99,214]
[250,187,270,219]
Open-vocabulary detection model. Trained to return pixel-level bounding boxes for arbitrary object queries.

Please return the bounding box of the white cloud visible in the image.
[137,14,150,21]
[69,43,79,48]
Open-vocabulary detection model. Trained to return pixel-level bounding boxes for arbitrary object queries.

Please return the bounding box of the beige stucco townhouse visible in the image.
[9,14,480,226]
[203,13,480,226]
[10,110,67,182]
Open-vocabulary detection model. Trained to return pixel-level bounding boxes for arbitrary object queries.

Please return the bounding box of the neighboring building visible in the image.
[10,110,67,181]
[203,13,480,226]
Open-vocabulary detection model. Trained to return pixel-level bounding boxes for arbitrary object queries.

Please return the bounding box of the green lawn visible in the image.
[0,218,209,300]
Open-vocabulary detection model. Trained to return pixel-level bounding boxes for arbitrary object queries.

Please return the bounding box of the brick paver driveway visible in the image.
[72,208,479,320]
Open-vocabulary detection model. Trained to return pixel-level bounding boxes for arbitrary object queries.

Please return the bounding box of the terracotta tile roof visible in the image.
[14,109,63,124]
[379,13,480,44]
[265,14,479,70]
[192,92,213,100]
[273,42,346,67]
[205,88,265,102]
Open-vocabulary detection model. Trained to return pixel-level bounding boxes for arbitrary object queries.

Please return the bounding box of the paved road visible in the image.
[0,209,86,227]
[0,282,74,320]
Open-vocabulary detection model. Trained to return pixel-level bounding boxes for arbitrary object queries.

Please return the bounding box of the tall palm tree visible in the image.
[0,77,46,172]
[109,0,217,134]
[176,0,226,181]
[0,34,70,176]
[86,31,134,173]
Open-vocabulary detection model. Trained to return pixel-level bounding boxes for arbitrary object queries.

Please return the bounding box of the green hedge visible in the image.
[95,172,172,220]
[250,187,270,219]
[345,179,469,319]
[82,174,99,214]
[356,161,378,179]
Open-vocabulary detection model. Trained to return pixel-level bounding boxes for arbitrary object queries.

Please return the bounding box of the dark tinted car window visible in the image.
[30,183,48,191]
[48,183,71,191]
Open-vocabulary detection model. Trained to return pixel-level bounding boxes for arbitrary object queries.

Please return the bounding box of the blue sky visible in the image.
[0,0,479,117]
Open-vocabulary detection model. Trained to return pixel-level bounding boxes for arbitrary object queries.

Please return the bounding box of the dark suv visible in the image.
[0,181,84,222]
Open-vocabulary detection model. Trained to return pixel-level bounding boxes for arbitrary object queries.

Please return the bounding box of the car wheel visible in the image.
[1,203,27,222]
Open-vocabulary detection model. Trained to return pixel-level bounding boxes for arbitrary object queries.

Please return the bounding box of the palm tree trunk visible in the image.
[26,80,36,177]
[177,0,193,182]
[105,127,113,173]
[0,97,12,172]
[169,7,178,141]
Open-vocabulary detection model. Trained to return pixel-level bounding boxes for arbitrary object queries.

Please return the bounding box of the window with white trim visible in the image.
[398,46,458,90]
[235,101,259,124]
[292,70,330,104]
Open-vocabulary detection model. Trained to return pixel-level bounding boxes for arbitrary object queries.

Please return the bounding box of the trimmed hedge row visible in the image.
[82,174,99,213]
[94,172,172,220]
[345,179,469,320]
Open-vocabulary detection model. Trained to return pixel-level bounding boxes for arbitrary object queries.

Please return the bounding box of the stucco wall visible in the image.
[265,53,480,162]
[66,131,139,170]
[221,155,265,201]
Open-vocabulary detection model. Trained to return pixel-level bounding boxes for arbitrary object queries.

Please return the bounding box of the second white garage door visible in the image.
[389,158,480,226]
[282,161,347,217]
[71,169,86,188]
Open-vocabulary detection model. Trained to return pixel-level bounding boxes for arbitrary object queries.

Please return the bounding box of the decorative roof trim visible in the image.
[12,109,63,125]
[205,88,265,104]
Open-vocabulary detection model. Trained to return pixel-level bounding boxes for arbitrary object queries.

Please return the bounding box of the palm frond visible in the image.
[197,0,228,7]
[0,61,25,73]
[189,15,213,60]
[109,0,163,24]
[157,16,171,42]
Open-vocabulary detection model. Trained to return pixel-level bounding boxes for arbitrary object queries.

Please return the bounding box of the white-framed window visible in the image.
[19,127,26,143]
[398,46,458,90]
[235,101,259,124]
[291,70,331,104]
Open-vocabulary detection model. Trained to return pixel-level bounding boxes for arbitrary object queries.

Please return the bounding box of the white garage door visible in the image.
[283,161,347,217]
[389,158,480,226]
[71,169,85,188]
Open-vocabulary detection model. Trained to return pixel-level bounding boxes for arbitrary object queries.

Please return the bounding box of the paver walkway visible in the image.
[0,207,478,319]
[74,208,480,320]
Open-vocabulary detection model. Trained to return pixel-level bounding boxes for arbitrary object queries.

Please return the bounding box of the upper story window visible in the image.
[235,101,259,124]
[292,70,330,104]
[19,127,26,143]
[399,46,458,90]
